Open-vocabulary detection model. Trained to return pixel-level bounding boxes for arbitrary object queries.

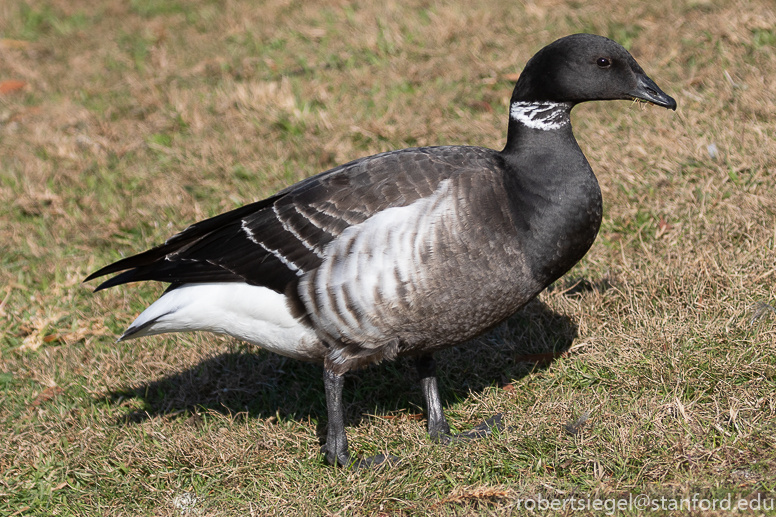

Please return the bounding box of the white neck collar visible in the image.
[510,101,572,131]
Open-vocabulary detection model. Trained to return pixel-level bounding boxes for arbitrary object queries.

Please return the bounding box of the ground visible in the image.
[1,0,775,515]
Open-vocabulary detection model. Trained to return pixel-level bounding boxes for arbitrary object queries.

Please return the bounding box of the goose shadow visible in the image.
[100,297,579,431]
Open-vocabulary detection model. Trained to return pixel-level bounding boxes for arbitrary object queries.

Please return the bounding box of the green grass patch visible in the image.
[1,0,775,514]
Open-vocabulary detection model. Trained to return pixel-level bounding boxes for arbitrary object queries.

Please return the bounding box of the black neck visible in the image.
[498,106,602,287]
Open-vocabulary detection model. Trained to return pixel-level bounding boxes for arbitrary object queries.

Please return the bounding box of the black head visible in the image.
[511,34,676,110]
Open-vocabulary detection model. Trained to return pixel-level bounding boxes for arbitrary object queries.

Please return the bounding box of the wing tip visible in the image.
[88,270,138,292]
[83,260,134,288]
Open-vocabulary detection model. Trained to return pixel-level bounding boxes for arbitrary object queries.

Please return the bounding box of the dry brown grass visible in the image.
[1,0,775,514]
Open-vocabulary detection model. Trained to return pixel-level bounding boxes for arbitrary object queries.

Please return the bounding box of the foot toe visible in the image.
[351,454,400,470]
[321,445,399,469]
[321,445,351,467]
[441,413,505,443]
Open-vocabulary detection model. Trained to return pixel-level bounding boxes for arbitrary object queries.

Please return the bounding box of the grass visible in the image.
[1,0,775,514]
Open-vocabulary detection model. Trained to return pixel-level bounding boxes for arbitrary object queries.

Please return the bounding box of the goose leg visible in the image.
[322,368,393,468]
[322,368,351,466]
[416,354,451,440]
[415,354,504,443]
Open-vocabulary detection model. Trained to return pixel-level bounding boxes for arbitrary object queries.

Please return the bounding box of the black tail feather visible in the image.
[84,194,282,286]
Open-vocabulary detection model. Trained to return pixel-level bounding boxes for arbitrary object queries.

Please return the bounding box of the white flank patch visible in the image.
[509,101,572,130]
[120,282,320,360]
[241,219,304,275]
[305,179,457,346]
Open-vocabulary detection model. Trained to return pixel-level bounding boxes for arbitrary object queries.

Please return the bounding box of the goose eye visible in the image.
[597,57,611,68]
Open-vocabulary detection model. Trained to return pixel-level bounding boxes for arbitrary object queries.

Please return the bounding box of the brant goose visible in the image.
[86,34,676,467]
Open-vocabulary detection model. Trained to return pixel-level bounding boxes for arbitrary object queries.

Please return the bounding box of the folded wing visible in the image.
[85,147,485,296]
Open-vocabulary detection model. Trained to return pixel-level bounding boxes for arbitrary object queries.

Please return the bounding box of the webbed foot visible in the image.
[321,445,399,469]
[435,413,505,444]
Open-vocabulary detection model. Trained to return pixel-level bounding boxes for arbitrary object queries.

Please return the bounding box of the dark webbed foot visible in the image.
[320,442,351,467]
[435,413,504,444]
[416,354,506,445]
[352,453,400,469]
[320,443,399,469]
